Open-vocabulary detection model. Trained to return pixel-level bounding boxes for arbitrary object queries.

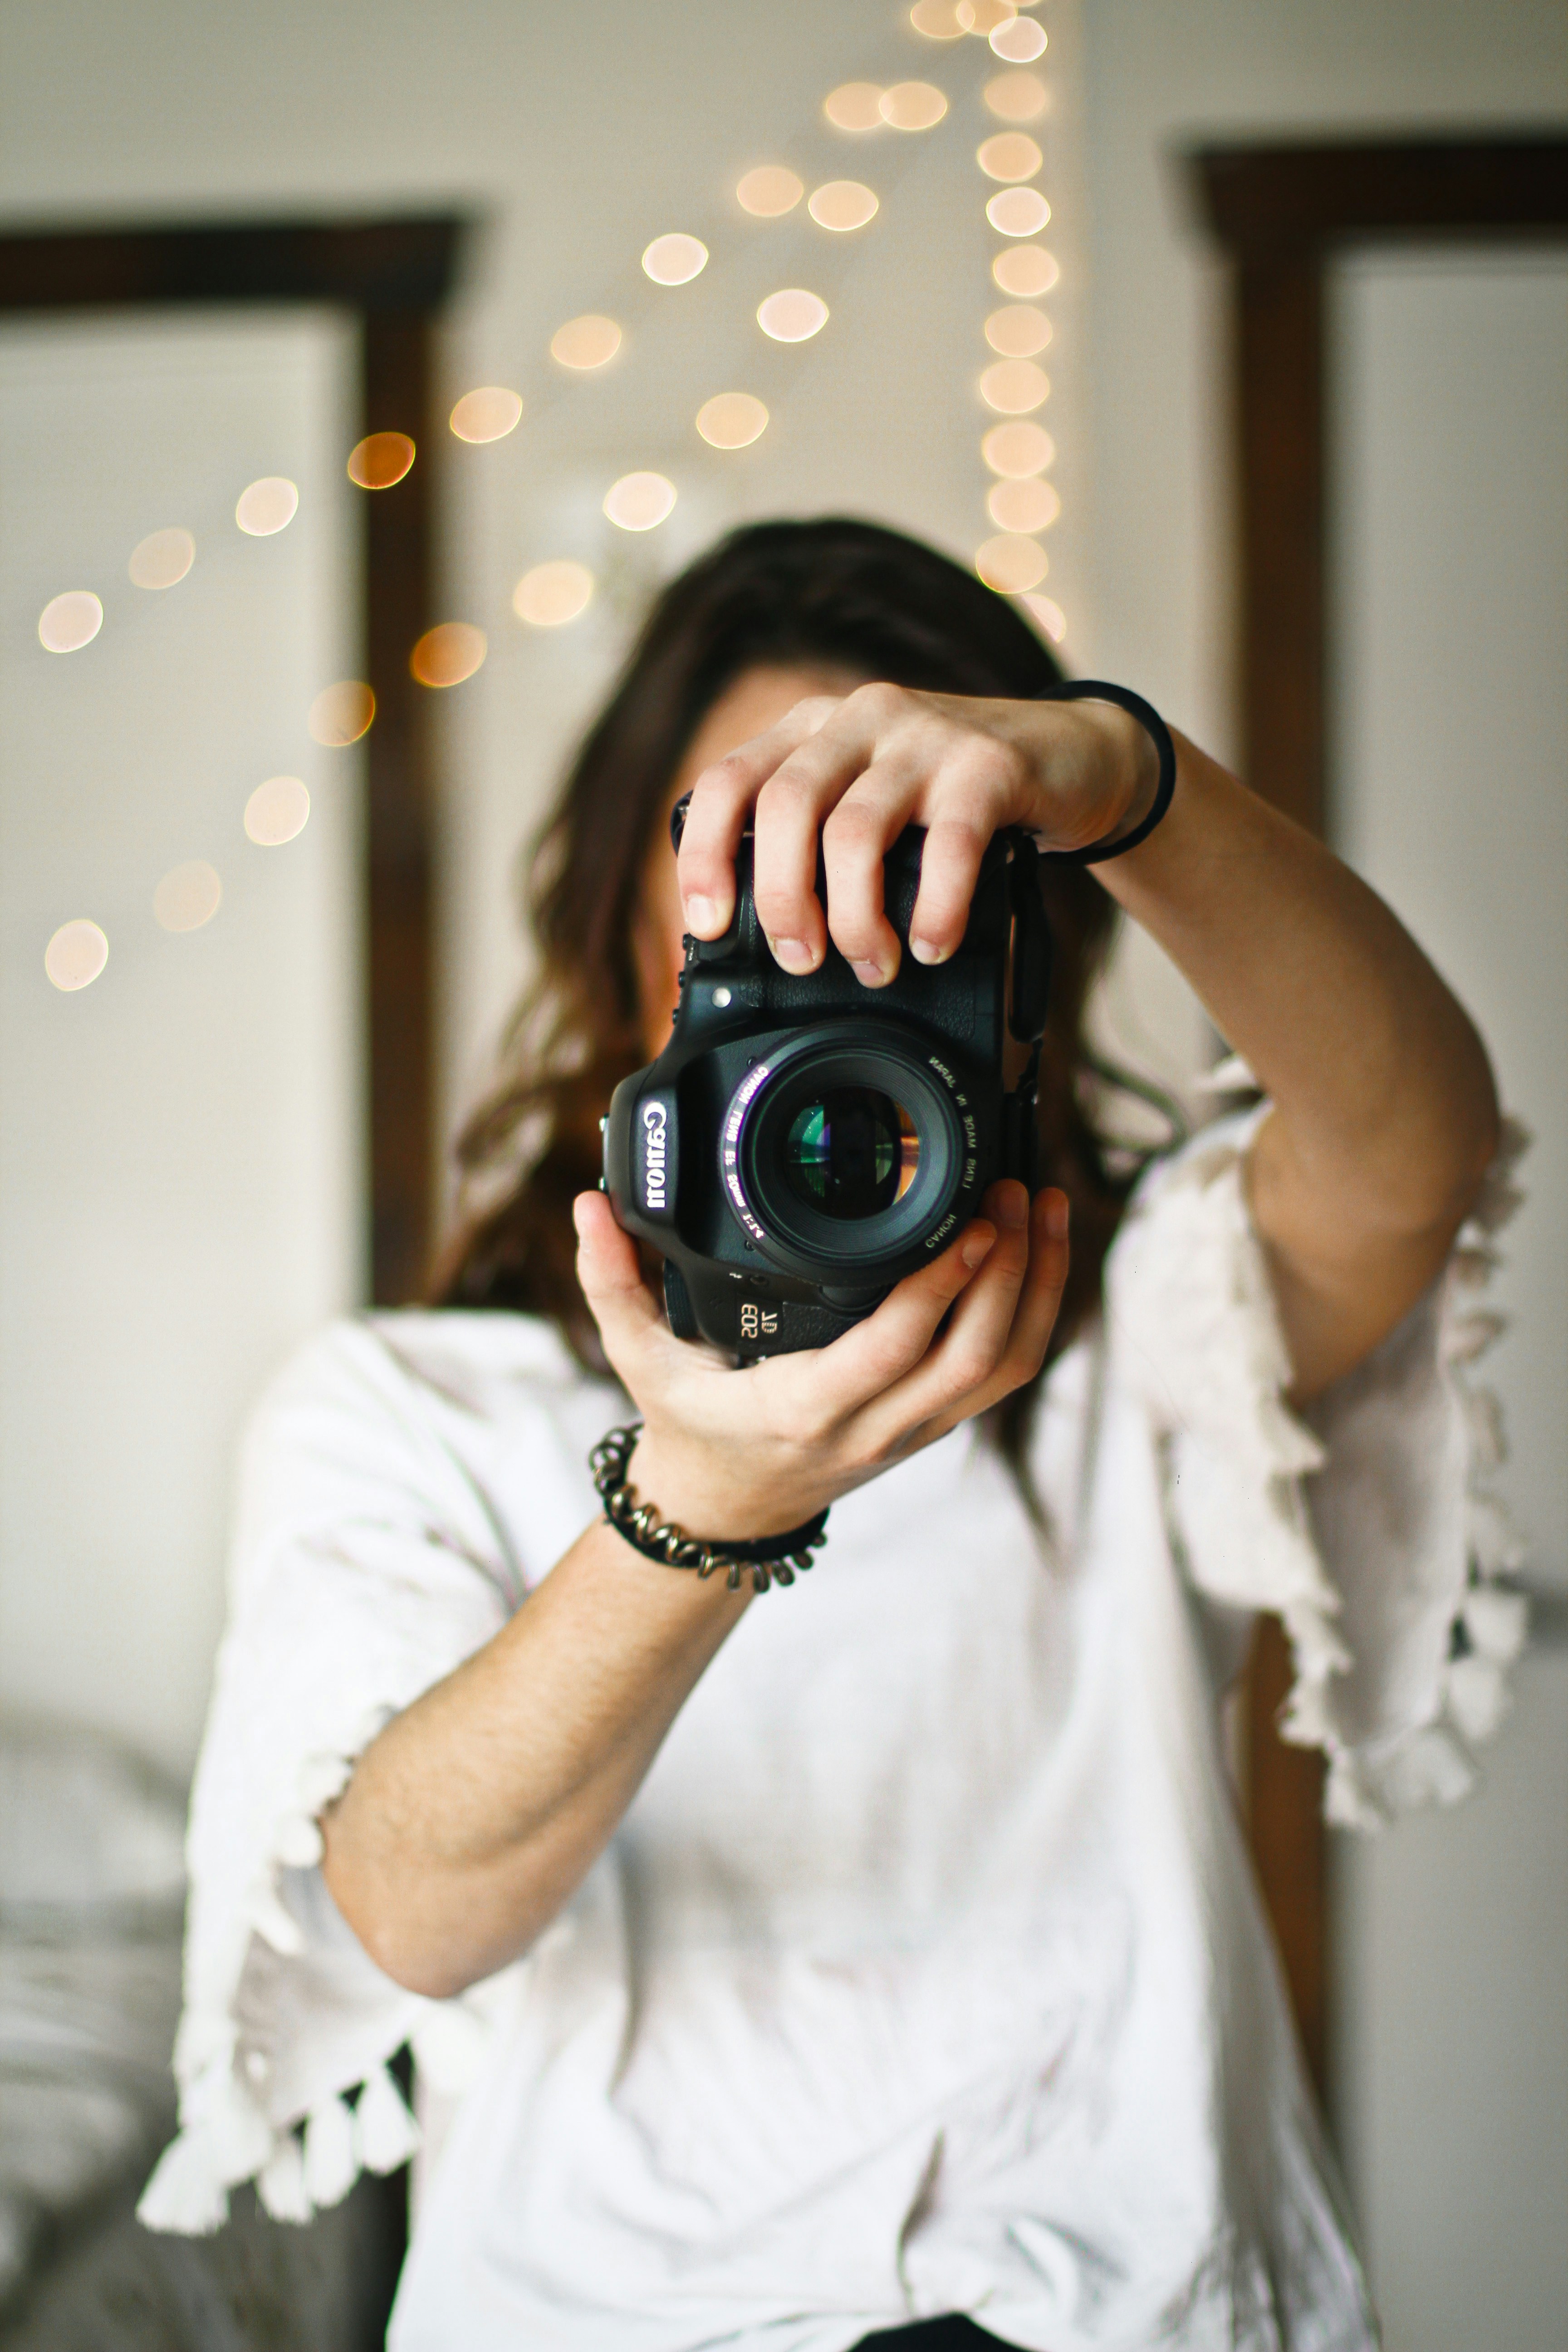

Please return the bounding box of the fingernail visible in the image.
[684,894,716,934]
[769,936,816,972]
[1046,1191,1069,1238]
[909,936,948,966]
[851,959,886,987]
[996,1186,1028,1229]
[961,1227,996,1269]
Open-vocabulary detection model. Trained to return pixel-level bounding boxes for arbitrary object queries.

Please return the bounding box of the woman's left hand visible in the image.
[674,683,1157,982]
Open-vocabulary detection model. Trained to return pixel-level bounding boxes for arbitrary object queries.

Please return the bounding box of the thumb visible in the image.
[573,1191,665,1378]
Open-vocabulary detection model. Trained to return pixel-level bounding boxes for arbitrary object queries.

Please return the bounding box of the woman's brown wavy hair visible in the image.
[432,517,1140,1475]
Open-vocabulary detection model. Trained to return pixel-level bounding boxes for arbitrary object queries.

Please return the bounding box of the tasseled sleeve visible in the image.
[1105,1103,1530,1831]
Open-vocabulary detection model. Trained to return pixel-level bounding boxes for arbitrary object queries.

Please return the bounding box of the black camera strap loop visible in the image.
[1032,679,1177,865]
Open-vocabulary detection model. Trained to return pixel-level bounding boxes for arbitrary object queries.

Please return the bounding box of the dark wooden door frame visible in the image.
[1190,132,1568,2103]
[0,215,470,1306]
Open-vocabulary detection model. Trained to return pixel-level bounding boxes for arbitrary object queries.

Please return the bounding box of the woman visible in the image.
[143,520,1523,2351]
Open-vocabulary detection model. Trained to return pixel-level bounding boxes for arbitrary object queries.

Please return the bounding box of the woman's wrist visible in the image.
[622,1427,834,1550]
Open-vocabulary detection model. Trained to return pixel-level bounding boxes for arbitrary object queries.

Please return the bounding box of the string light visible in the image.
[986,476,1060,532]
[411,624,487,687]
[757,289,829,342]
[808,181,879,231]
[38,592,103,652]
[984,69,1049,120]
[992,245,1059,297]
[44,919,108,992]
[514,562,594,627]
[129,529,195,589]
[550,316,623,369]
[958,0,1017,31]
[235,477,297,536]
[881,81,948,128]
[696,393,769,449]
[450,388,523,442]
[604,473,676,530]
[980,358,1049,413]
[908,0,965,37]
[154,861,222,932]
[307,682,375,746]
[1022,593,1066,643]
[348,433,416,490]
[982,419,1055,475]
[824,83,884,131]
[977,132,1043,181]
[244,777,309,846]
[990,15,1047,60]
[975,534,1048,593]
[986,187,1051,236]
[736,167,804,217]
[985,304,1051,356]
[642,235,708,285]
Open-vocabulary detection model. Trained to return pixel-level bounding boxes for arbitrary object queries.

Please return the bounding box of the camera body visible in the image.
[603,814,1050,1362]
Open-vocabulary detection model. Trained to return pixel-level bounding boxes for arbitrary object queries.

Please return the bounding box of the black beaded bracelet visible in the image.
[588,1424,830,1595]
[1034,678,1177,864]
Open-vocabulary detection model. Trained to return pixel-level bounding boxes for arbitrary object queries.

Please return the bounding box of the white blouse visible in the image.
[140,1109,1529,2352]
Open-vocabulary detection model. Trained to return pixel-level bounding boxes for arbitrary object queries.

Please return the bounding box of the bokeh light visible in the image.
[696,393,769,449]
[824,82,883,131]
[513,561,594,627]
[450,387,523,442]
[736,167,804,217]
[993,244,1060,297]
[975,534,1048,593]
[129,528,195,590]
[307,681,376,746]
[908,0,965,36]
[881,80,949,128]
[235,476,298,536]
[986,476,1061,532]
[809,180,879,231]
[604,472,676,530]
[958,0,1018,31]
[990,14,1047,59]
[348,432,416,489]
[987,187,1052,236]
[758,289,829,342]
[411,623,487,687]
[985,69,1049,120]
[980,358,1049,412]
[154,860,222,932]
[985,303,1052,357]
[1022,592,1067,642]
[982,418,1056,475]
[245,777,309,846]
[643,235,708,285]
[44,919,108,992]
[550,315,623,368]
[38,592,103,652]
[978,132,1043,182]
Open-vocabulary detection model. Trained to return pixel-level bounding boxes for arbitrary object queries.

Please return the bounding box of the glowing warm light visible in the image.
[758,288,829,342]
[993,244,1060,298]
[976,534,1048,593]
[604,472,676,531]
[978,132,1042,182]
[308,681,376,747]
[987,476,1061,533]
[411,623,487,687]
[824,82,883,131]
[348,432,416,489]
[985,303,1052,357]
[514,561,594,627]
[809,180,879,231]
[696,392,769,449]
[737,167,804,217]
[909,0,965,36]
[958,0,1017,30]
[235,476,298,536]
[642,235,708,286]
[245,776,309,846]
[990,14,1047,59]
[450,387,523,442]
[980,358,1050,413]
[1023,593,1066,642]
[154,860,222,933]
[129,528,195,590]
[550,314,623,369]
[985,69,1049,120]
[987,187,1052,237]
[38,592,103,652]
[44,919,108,992]
[881,80,948,129]
[982,418,1056,476]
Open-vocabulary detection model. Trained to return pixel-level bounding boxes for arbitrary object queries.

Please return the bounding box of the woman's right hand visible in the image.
[572,1178,1070,1544]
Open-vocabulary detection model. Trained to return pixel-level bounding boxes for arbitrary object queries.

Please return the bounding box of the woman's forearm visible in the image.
[321,1522,750,1998]
[1098,732,1500,1392]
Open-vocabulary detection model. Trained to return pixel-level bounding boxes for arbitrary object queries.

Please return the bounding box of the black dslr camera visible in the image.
[603,803,1051,1362]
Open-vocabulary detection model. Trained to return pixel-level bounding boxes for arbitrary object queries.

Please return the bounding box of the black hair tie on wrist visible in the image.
[589,1424,829,1594]
[1033,678,1177,865]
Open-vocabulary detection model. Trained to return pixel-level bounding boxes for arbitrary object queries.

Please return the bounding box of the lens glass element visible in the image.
[782,1089,919,1220]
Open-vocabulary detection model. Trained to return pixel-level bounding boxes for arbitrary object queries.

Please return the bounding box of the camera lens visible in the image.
[781,1089,920,1220]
